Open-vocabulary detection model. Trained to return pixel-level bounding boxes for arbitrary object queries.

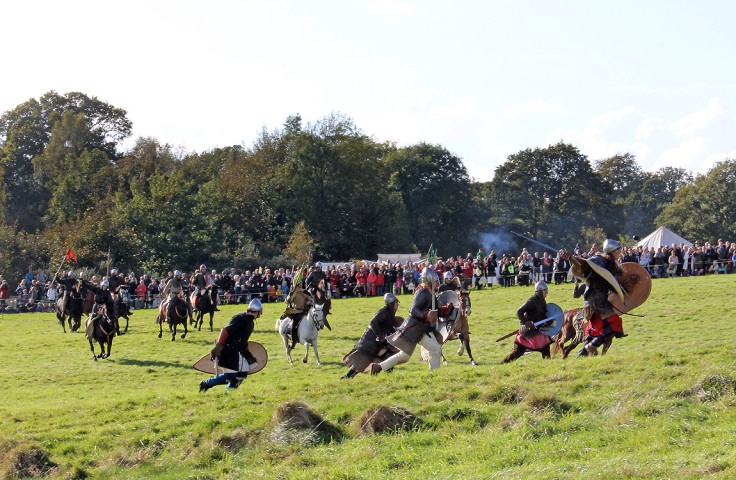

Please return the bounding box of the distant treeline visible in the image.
[0,91,733,283]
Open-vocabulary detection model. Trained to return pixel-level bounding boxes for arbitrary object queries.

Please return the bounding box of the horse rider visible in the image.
[371,266,453,373]
[501,281,553,363]
[200,299,263,392]
[161,270,187,323]
[192,266,208,311]
[77,271,90,301]
[305,262,327,303]
[280,281,313,350]
[85,280,115,339]
[341,293,400,379]
[178,270,195,322]
[563,239,627,356]
[438,271,461,293]
[53,271,78,315]
[305,261,332,327]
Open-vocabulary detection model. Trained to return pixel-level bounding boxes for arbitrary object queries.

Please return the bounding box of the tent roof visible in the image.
[636,226,693,249]
[376,253,423,264]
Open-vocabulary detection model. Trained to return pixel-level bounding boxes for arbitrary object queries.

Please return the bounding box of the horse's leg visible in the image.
[282,333,293,365]
[463,334,477,366]
[89,340,97,361]
[158,316,163,338]
[171,321,176,341]
[457,340,465,356]
[181,317,188,339]
[601,337,613,355]
[312,338,321,365]
[98,339,107,359]
[208,312,213,332]
[302,340,310,364]
[123,315,129,334]
[106,337,113,359]
[59,312,67,333]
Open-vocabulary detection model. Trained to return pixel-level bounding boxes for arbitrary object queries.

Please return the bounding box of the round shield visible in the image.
[609,262,652,313]
[192,341,269,375]
[538,303,564,337]
[437,290,461,308]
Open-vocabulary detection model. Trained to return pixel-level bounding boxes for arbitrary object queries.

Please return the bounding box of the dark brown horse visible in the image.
[192,286,217,331]
[550,308,612,359]
[157,295,188,341]
[86,307,116,361]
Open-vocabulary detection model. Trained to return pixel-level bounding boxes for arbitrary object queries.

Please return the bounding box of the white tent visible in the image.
[636,226,693,249]
[375,253,423,265]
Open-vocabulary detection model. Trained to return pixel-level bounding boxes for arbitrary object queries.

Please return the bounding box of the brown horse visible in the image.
[157,295,189,341]
[550,308,612,359]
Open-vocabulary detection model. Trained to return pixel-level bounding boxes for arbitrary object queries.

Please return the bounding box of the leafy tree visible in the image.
[489,142,608,249]
[384,142,473,257]
[656,159,736,242]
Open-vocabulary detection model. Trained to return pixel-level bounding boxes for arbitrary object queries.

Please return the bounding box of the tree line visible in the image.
[0,91,732,283]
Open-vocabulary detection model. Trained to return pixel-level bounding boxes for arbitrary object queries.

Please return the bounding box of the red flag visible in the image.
[66,249,77,263]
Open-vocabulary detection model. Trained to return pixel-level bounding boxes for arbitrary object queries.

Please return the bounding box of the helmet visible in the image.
[315,261,323,269]
[174,270,181,276]
[420,266,439,285]
[603,239,621,254]
[247,298,263,312]
[79,271,86,278]
[443,271,453,282]
[200,264,207,271]
[535,281,548,292]
[211,269,217,274]
[101,280,109,289]
[384,292,399,306]
[111,269,118,275]
[68,271,75,277]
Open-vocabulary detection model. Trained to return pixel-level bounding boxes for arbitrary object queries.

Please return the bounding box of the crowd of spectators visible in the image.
[2,239,733,314]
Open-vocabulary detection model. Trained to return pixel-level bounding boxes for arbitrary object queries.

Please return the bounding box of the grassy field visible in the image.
[1,275,735,479]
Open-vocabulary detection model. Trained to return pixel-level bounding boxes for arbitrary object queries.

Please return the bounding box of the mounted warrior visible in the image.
[54,271,79,316]
[563,239,627,356]
[370,266,454,373]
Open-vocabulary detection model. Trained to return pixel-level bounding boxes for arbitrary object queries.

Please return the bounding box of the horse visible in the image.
[550,308,612,359]
[192,286,217,331]
[275,304,325,365]
[56,295,69,332]
[86,307,116,361]
[157,295,189,341]
[114,293,133,335]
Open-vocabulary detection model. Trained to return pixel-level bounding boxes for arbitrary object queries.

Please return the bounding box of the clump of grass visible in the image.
[679,374,736,402]
[525,391,573,416]
[0,439,58,479]
[215,428,258,451]
[357,405,421,434]
[270,401,343,445]
[483,384,527,404]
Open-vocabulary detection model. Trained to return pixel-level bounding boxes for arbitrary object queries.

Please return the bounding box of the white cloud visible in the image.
[669,98,728,137]
[503,100,566,116]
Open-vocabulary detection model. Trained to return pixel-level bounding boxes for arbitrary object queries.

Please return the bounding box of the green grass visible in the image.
[1,276,735,479]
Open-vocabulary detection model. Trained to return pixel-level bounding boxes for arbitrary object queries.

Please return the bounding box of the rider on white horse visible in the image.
[200,299,262,392]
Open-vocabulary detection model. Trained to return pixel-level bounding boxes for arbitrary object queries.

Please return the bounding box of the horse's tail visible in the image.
[550,332,561,357]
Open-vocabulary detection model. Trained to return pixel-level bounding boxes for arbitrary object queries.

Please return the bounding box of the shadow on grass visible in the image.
[114,358,192,369]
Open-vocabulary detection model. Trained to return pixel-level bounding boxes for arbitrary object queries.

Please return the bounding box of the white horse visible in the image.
[275,304,325,365]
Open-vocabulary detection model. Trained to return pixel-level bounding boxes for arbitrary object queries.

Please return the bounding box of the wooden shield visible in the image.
[609,262,652,313]
[193,341,268,375]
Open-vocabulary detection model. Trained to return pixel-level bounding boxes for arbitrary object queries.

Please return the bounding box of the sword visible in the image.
[495,309,574,342]
[510,231,561,254]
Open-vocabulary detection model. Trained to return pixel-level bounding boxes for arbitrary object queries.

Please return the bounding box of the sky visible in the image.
[1,0,735,182]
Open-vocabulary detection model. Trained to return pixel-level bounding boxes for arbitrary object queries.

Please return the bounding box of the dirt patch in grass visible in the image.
[0,440,58,479]
[358,405,421,434]
[677,374,736,402]
[270,401,343,445]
